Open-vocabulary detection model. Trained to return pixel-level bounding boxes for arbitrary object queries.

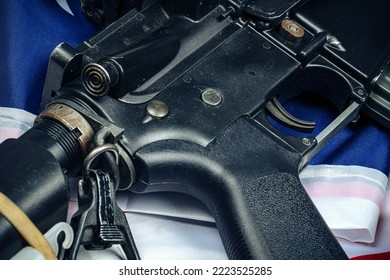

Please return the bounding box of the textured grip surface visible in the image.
[211,172,347,259]
[134,116,348,259]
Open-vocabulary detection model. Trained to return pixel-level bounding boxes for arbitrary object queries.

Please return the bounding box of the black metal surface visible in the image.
[1,0,390,259]
[295,0,390,81]
[39,0,390,259]
[81,0,143,28]
[65,169,139,260]
[365,63,390,129]
[244,0,300,20]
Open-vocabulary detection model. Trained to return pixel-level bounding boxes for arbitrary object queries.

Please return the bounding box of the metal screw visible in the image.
[146,100,169,119]
[280,19,305,42]
[288,24,299,33]
[356,88,365,96]
[302,138,311,146]
[201,88,222,106]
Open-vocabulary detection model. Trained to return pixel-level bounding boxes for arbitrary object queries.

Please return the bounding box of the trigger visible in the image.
[266,97,316,133]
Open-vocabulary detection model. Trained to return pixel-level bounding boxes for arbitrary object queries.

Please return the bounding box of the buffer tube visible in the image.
[0,103,94,259]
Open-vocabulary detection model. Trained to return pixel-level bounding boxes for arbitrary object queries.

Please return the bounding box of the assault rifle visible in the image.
[0,0,389,259]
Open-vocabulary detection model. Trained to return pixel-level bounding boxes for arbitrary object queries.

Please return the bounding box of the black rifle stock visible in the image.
[1,0,389,259]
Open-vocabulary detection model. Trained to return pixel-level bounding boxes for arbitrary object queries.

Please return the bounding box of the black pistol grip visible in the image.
[133,116,348,259]
[214,172,347,259]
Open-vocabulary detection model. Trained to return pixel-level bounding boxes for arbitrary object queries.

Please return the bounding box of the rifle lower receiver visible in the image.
[1,0,390,259]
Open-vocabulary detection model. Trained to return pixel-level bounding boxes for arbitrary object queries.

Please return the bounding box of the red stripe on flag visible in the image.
[351,252,390,260]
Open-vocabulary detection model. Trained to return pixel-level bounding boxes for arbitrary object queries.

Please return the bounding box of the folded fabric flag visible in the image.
[0,0,95,114]
[0,107,36,142]
[300,165,388,243]
[338,179,390,259]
